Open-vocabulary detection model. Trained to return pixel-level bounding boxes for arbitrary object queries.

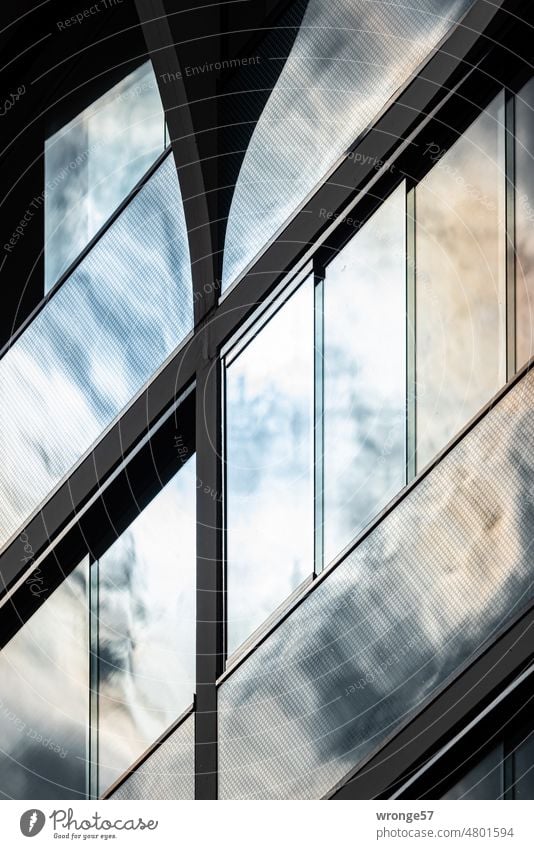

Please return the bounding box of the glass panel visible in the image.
[222,0,474,290]
[0,154,193,551]
[442,745,504,800]
[110,712,195,800]
[324,184,406,565]
[515,77,534,370]
[415,92,506,471]
[218,366,534,799]
[226,279,314,654]
[97,458,196,795]
[0,559,89,799]
[513,730,534,799]
[45,61,166,290]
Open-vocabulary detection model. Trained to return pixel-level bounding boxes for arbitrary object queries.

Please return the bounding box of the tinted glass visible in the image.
[45,61,165,290]
[415,92,506,471]
[0,559,89,799]
[515,77,534,370]
[97,459,196,795]
[0,154,193,551]
[226,279,314,654]
[324,184,406,564]
[222,0,474,290]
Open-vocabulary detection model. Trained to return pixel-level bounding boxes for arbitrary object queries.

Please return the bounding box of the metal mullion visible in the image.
[195,338,224,800]
[505,91,516,381]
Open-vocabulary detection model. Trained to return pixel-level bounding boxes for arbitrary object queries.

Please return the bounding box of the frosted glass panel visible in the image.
[415,92,506,471]
[0,560,89,799]
[324,184,406,564]
[97,459,196,795]
[0,154,193,550]
[45,61,165,290]
[226,279,314,654]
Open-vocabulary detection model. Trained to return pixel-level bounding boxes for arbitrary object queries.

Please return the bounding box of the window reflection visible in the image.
[226,280,314,654]
[45,61,166,291]
[415,92,506,471]
[97,458,196,795]
[324,184,406,564]
[0,560,89,799]
[515,78,534,370]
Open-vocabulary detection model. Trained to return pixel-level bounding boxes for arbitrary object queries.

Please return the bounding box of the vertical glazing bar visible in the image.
[89,558,99,799]
[505,91,516,380]
[406,187,417,482]
[314,265,325,574]
[195,335,224,799]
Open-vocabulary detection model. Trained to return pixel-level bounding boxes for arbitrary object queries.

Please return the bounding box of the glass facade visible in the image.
[323,184,406,564]
[0,559,89,799]
[97,458,196,795]
[45,61,166,291]
[0,153,193,551]
[225,280,314,654]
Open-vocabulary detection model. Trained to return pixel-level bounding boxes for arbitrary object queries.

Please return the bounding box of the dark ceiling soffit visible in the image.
[0,0,522,600]
[327,602,534,799]
[135,0,309,323]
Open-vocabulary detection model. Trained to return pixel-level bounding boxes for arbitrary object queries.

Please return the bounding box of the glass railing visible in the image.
[0,152,193,551]
[218,365,534,799]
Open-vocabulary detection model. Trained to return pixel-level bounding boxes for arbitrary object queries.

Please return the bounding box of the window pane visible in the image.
[45,61,165,290]
[442,745,504,800]
[226,279,314,654]
[324,184,406,564]
[222,0,474,291]
[0,154,193,551]
[415,92,506,471]
[97,459,196,795]
[515,77,534,370]
[0,559,89,799]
